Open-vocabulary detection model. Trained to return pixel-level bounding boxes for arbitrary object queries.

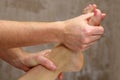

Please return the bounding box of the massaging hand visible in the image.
[61,4,105,52]
[0,49,56,72]
[20,50,57,72]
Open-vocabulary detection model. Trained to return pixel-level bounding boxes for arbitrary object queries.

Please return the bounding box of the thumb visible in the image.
[102,13,106,19]
[81,13,94,20]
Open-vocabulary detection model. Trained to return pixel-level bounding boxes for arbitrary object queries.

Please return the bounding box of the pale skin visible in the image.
[58,4,106,79]
[0,4,105,80]
[18,4,106,80]
[0,48,55,72]
[0,11,104,50]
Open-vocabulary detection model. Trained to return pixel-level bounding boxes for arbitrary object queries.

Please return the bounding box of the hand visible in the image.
[0,48,56,72]
[60,5,105,51]
[18,50,57,72]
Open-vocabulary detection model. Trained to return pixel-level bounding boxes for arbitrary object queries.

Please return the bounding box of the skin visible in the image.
[0,13,104,51]
[63,12,104,51]
[0,4,105,80]
[0,21,63,49]
[59,4,106,79]
[0,48,56,72]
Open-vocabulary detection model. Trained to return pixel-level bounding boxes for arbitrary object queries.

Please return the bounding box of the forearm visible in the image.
[0,20,63,49]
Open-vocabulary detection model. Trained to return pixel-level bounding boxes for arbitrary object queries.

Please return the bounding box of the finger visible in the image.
[36,56,56,71]
[102,13,106,19]
[88,35,102,43]
[82,46,90,51]
[82,45,92,51]
[81,13,94,19]
[91,26,104,35]
[81,41,97,51]
[16,65,30,72]
[80,43,92,50]
[23,52,56,71]
[22,55,39,67]
[40,49,51,56]
[82,35,102,44]
[82,45,91,51]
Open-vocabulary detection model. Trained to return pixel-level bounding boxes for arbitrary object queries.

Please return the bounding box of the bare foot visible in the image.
[83,4,106,26]
[83,4,97,14]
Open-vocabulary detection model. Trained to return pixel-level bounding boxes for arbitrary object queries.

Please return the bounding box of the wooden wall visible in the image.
[0,0,119,80]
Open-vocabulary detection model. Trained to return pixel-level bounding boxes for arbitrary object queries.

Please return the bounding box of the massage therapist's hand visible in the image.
[59,13,104,51]
[0,48,56,72]
[22,50,57,71]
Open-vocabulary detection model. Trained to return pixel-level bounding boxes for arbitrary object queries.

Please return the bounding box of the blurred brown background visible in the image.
[0,0,119,80]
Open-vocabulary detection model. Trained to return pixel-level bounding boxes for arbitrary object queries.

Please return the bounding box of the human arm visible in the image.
[0,12,104,51]
[0,21,63,49]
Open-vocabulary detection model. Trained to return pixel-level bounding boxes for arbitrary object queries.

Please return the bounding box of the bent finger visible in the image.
[89,35,102,43]
[15,65,30,72]
[91,26,104,35]
[81,41,97,51]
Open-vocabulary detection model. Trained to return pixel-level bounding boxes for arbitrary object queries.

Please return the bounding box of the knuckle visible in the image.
[35,55,41,60]
[36,56,47,64]
[82,38,90,44]
[84,28,92,35]
[98,27,104,34]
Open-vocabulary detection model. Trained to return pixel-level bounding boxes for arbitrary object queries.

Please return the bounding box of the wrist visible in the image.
[53,21,65,43]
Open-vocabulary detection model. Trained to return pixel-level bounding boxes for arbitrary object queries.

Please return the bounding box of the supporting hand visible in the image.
[0,48,56,72]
